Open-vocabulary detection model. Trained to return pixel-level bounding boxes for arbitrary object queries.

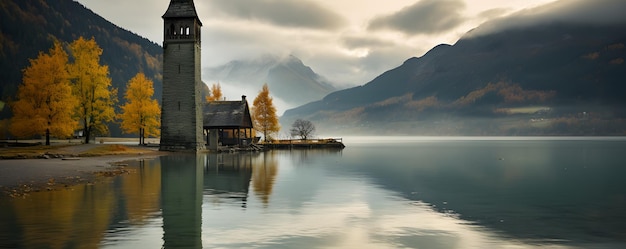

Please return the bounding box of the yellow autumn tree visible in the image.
[68,37,117,144]
[252,84,280,141]
[118,72,161,145]
[10,41,77,145]
[205,83,223,102]
[0,118,9,140]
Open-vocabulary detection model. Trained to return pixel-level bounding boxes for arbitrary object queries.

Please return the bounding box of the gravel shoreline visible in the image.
[0,148,166,198]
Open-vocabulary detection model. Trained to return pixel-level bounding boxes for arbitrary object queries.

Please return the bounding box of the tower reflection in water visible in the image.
[160,152,277,248]
[160,155,204,249]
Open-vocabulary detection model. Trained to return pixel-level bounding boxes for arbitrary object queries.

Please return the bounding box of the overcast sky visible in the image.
[76,0,558,89]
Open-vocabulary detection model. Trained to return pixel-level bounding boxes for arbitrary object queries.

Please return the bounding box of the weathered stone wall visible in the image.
[160,40,205,151]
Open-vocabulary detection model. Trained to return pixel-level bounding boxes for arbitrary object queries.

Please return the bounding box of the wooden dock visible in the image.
[262,138,345,150]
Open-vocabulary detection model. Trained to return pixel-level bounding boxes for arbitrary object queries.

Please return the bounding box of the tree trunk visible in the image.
[45,128,50,146]
[84,125,90,144]
[139,128,144,145]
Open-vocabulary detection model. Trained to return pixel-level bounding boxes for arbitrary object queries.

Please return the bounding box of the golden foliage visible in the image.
[12,184,115,249]
[121,161,161,224]
[609,58,624,65]
[582,52,600,60]
[607,43,624,50]
[112,37,142,59]
[144,52,162,73]
[0,32,18,57]
[252,84,280,141]
[582,44,623,61]
[0,118,9,139]
[112,37,162,73]
[252,152,278,205]
[329,107,365,124]
[10,41,77,143]
[68,37,117,143]
[496,83,556,104]
[373,93,413,107]
[453,83,498,106]
[453,82,555,107]
[405,96,440,111]
[118,72,161,143]
[205,83,223,102]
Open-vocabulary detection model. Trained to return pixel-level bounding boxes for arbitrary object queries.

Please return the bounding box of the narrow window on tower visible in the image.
[178,64,180,74]
[178,101,181,111]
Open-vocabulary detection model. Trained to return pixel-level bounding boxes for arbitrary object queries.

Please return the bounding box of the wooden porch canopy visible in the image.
[202,96,254,147]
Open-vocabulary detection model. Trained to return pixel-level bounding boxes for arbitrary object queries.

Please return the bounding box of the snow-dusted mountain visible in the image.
[204,55,338,109]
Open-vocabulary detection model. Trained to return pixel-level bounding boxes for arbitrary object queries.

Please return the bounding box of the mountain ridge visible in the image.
[283,0,626,135]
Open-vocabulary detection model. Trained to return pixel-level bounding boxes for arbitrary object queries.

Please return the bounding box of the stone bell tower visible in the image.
[160,0,205,151]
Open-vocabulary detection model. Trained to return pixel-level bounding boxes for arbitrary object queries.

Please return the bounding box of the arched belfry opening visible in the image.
[160,0,205,151]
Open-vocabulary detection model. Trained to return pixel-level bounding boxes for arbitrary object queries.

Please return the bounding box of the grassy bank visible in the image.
[0,140,160,159]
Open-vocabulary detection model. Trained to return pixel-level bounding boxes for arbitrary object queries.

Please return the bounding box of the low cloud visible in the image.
[477,8,511,20]
[202,24,287,65]
[468,0,626,37]
[209,0,346,30]
[368,0,466,35]
[341,35,395,50]
[531,0,626,25]
[302,41,419,87]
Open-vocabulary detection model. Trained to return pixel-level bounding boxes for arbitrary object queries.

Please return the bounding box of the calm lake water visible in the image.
[1,137,626,248]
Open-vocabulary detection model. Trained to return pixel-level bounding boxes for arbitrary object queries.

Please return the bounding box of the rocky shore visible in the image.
[0,143,167,198]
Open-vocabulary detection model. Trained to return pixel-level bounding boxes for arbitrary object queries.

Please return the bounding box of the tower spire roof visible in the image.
[162,0,202,25]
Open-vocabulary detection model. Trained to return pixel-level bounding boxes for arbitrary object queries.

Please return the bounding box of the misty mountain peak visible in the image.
[204,54,338,108]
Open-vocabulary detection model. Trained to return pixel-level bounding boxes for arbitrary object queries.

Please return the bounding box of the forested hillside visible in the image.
[0,0,163,136]
[0,1,162,111]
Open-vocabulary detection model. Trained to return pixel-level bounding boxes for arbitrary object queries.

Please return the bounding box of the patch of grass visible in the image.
[0,144,74,159]
[78,144,147,157]
[499,106,551,114]
[0,143,156,159]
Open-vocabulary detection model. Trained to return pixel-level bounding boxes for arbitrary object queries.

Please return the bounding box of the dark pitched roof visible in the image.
[203,100,253,129]
[162,0,202,25]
